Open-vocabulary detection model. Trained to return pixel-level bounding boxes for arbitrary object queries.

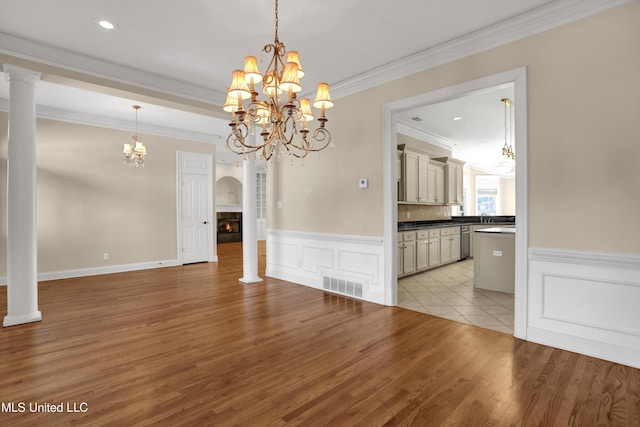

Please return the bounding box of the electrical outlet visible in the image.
[406,211,411,219]
[493,250,502,257]
[103,252,109,261]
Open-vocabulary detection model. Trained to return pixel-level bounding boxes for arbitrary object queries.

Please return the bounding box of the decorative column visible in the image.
[3,65,42,327]
[239,146,262,284]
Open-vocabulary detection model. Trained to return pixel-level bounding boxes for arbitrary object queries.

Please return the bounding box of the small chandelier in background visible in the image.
[123,105,147,167]
[501,98,515,160]
[223,0,334,161]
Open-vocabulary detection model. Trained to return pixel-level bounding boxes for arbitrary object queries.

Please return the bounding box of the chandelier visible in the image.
[223,0,334,161]
[501,98,515,160]
[123,105,147,167]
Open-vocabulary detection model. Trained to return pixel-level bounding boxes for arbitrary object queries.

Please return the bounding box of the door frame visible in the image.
[176,151,216,264]
[383,67,528,339]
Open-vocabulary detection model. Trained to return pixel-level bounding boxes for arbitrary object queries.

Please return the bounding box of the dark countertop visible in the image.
[398,216,515,232]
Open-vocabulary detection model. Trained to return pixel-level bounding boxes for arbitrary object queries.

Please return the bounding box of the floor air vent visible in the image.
[322,276,364,299]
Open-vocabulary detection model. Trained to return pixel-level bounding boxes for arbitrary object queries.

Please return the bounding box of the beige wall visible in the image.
[0,113,216,275]
[271,2,640,254]
[500,177,516,216]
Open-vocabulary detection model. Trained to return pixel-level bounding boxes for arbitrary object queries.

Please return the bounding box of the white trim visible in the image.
[3,311,42,327]
[265,229,386,305]
[396,122,457,152]
[0,30,226,105]
[529,247,640,269]
[329,0,633,99]
[268,229,384,246]
[0,99,223,144]
[528,247,640,369]
[0,260,181,286]
[383,67,528,338]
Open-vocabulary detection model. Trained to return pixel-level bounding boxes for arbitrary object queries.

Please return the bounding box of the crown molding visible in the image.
[396,122,457,151]
[0,30,226,105]
[330,0,634,99]
[0,99,222,144]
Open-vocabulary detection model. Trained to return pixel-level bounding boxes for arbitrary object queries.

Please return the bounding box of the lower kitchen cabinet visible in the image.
[416,230,430,270]
[398,226,462,277]
[428,228,441,268]
[398,231,417,276]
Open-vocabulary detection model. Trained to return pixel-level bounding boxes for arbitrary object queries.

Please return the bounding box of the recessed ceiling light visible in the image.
[95,18,117,30]
[452,116,463,121]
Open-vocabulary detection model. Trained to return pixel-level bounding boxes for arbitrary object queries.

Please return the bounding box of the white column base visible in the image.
[239,277,264,284]
[3,311,42,327]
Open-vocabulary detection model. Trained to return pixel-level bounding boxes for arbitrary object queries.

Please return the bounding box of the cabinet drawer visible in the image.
[416,230,430,240]
[428,229,440,238]
[450,226,460,235]
[440,227,451,237]
[403,231,416,242]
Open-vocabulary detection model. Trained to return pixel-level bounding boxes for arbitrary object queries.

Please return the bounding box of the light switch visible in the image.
[493,250,502,256]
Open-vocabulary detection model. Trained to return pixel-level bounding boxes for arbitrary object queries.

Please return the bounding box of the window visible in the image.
[476,176,500,216]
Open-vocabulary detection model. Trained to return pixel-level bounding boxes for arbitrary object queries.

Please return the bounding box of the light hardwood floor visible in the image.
[0,242,638,426]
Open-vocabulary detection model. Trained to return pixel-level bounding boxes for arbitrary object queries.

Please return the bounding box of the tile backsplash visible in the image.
[398,204,451,221]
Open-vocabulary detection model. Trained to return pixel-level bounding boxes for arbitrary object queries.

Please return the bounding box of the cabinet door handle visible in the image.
[202,220,209,225]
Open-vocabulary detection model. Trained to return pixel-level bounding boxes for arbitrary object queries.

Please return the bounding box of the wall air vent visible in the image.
[322,276,364,299]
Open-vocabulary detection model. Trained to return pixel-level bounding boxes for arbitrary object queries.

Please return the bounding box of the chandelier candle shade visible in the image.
[501,98,515,160]
[123,105,147,167]
[224,0,334,161]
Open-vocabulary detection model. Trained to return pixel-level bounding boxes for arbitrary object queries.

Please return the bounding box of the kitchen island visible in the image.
[473,226,515,293]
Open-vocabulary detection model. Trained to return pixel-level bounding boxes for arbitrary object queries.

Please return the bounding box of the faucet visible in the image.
[480,213,487,223]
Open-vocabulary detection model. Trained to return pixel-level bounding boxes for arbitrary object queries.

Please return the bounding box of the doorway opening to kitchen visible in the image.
[383,67,528,338]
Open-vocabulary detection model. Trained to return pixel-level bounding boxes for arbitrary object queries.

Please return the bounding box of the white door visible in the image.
[178,151,214,264]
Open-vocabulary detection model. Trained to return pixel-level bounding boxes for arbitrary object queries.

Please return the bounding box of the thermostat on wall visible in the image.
[359,178,368,189]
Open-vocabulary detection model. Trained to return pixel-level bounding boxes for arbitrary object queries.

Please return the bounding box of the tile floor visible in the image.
[398,259,514,334]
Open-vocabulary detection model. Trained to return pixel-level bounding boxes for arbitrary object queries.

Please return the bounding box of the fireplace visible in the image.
[217,212,242,243]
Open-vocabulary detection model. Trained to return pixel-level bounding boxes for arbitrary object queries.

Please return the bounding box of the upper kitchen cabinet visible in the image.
[402,150,429,203]
[425,160,445,204]
[436,157,465,205]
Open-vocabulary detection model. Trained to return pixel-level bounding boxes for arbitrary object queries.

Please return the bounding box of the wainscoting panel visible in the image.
[528,247,640,369]
[266,230,386,304]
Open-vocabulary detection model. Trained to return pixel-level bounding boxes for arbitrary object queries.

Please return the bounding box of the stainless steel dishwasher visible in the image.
[460,225,471,260]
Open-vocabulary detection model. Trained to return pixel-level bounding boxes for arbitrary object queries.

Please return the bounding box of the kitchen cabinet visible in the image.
[428,228,440,268]
[416,230,430,270]
[402,151,429,203]
[398,231,416,276]
[443,159,464,205]
[397,226,464,277]
[474,227,515,293]
[451,229,461,261]
[425,161,445,204]
[470,224,500,257]
[440,226,460,263]
[440,227,452,264]
[400,150,457,206]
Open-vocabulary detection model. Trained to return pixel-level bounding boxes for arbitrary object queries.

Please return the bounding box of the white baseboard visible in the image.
[266,229,386,305]
[528,247,640,369]
[0,259,182,286]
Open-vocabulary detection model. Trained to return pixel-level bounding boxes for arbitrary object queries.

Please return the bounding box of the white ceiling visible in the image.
[0,0,626,170]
